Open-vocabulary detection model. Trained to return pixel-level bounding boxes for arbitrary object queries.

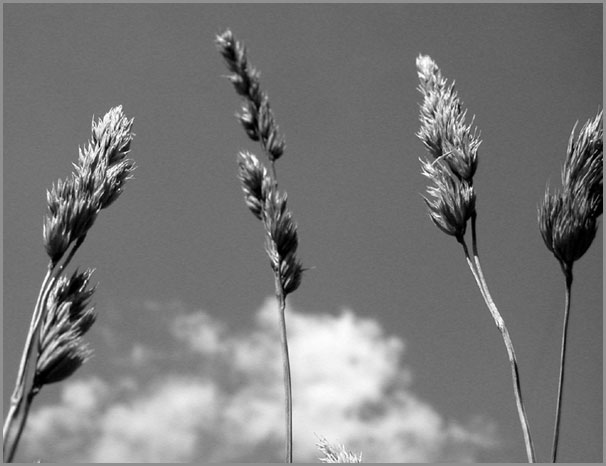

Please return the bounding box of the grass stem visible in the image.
[6,390,38,463]
[3,236,85,462]
[3,264,54,462]
[551,265,573,462]
[269,147,291,462]
[462,215,536,463]
[274,279,293,463]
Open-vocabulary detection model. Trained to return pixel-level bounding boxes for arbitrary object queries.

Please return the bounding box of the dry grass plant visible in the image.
[216,29,303,463]
[537,109,603,462]
[416,55,536,462]
[3,106,136,462]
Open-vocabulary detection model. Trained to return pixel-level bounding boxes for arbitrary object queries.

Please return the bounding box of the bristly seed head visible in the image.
[43,106,136,265]
[43,179,98,264]
[236,151,303,296]
[561,110,603,217]
[237,151,270,220]
[34,269,97,389]
[262,188,303,297]
[538,109,603,270]
[416,54,480,184]
[421,158,476,240]
[316,436,362,463]
[216,29,286,162]
[78,106,136,211]
[221,30,302,296]
[416,54,481,240]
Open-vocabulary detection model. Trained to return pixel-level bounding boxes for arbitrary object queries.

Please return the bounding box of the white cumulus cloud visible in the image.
[19,297,497,462]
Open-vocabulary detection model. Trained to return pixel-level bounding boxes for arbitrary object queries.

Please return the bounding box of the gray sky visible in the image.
[3,3,602,463]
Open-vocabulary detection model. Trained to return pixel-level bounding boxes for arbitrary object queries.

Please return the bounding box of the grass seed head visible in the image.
[416,54,480,183]
[43,106,135,264]
[34,339,93,388]
[78,105,136,211]
[43,178,98,265]
[561,109,603,218]
[34,269,97,388]
[216,29,285,162]
[539,189,600,268]
[416,55,481,239]
[316,436,362,463]
[539,110,603,268]
[237,151,269,220]
[236,151,303,296]
[262,188,303,297]
[421,158,476,240]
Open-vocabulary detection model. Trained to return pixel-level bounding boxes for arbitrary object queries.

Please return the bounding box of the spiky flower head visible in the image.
[539,190,598,269]
[561,110,603,216]
[416,55,481,240]
[43,178,98,264]
[421,158,476,240]
[237,151,303,296]
[77,105,136,211]
[216,29,285,162]
[262,187,303,297]
[43,106,135,265]
[34,269,96,389]
[538,110,603,270]
[237,150,272,220]
[416,54,480,183]
[316,436,362,463]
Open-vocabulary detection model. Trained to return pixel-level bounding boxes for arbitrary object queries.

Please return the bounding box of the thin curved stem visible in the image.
[278,292,293,463]
[551,264,573,463]
[5,389,39,463]
[265,142,291,462]
[3,235,86,462]
[467,215,536,463]
[4,272,59,462]
[457,235,488,303]
[3,264,53,461]
[272,269,293,463]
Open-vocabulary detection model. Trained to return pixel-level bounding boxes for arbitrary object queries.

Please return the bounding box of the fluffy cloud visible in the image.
[19,297,497,462]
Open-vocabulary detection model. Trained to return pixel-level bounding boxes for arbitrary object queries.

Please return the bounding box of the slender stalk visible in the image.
[469,215,536,463]
[5,389,39,463]
[219,32,298,460]
[279,295,293,463]
[3,263,53,460]
[4,274,58,462]
[3,236,85,462]
[273,274,293,463]
[269,159,292,462]
[457,236,487,303]
[551,264,573,463]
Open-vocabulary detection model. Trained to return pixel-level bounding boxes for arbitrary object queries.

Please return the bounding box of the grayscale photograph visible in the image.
[3,3,602,463]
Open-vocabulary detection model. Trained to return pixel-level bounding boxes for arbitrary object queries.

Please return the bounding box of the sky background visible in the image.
[3,3,603,463]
